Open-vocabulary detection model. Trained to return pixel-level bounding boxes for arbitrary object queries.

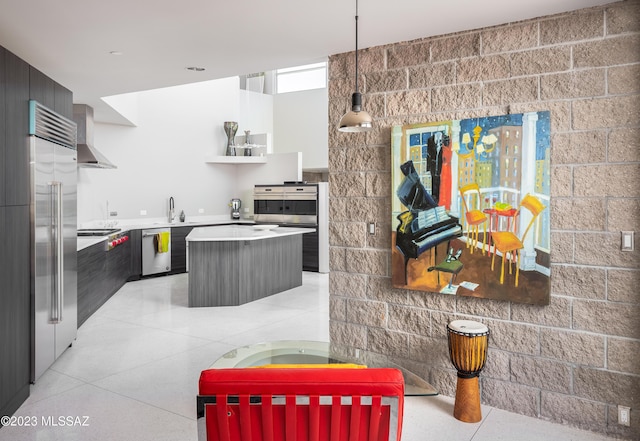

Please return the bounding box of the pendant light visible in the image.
[338,0,373,132]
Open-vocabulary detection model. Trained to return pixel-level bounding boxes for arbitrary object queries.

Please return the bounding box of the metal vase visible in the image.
[223,121,238,156]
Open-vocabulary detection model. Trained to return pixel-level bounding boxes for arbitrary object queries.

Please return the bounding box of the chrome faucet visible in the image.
[168,197,175,223]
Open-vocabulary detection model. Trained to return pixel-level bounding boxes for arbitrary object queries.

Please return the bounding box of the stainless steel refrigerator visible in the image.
[29,100,78,382]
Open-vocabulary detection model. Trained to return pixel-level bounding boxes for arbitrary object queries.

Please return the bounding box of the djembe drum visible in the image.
[447,320,489,423]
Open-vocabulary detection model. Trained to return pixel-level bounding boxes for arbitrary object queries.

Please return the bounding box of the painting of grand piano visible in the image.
[391,111,550,305]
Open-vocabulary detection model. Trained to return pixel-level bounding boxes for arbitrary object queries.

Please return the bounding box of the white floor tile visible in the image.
[3,272,621,441]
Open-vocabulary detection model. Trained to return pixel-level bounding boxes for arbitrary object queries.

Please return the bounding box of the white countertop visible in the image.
[186,224,315,242]
[77,218,256,251]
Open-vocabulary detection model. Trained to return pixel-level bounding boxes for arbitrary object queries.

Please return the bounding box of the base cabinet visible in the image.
[78,240,131,327]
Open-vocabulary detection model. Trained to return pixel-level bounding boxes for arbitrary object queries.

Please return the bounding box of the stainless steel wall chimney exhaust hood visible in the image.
[72,104,117,169]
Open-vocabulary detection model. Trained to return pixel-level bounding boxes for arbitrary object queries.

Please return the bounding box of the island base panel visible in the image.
[188,235,303,307]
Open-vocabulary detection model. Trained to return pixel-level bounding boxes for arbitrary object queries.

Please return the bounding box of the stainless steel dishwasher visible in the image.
[142,228,171,276]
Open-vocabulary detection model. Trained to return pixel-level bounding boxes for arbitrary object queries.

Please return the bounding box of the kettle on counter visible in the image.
[230,198,241,220]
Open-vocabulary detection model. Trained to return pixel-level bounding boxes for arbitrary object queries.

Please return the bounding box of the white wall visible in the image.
[77,77,278,224]
[273,87,328,171]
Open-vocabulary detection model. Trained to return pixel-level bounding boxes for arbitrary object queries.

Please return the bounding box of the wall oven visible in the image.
[254,183,328,273]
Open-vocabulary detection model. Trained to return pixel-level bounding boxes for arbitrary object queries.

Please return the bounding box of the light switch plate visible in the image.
[621,231,634,252]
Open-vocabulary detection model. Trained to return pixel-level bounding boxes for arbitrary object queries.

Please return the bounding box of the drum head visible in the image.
[448,320,488,335]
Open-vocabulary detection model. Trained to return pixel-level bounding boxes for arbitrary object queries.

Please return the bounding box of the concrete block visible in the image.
[329,222,366,248]
[386,90,431,116]
[457,55,510,83]
[345,146,389,172]
[388,304,431,336]
[574,164,640,197]
[345,248,389,276]
[608,64,640,95]
[407,334,450,367]
[366,69,407,93]
[573,299,640,339]
[573,96,640,131]
[550,232,575,264]
[574,35,640,68]
[550,131,607,165]
[607,198,640,233]
[550,166,572,198]
[551,197,606,230]
[366,327,409,358]
[482,349,510,381]
[329,296,347,321]
[329,172,366,197]
[367,276,409,304]
[541,69,606,100]
[485,319,539,355]
[387,42,431,69]
[541,391,607,432]
[329,247,347,272]
[510,296,571,327]
[431,33,480,62]
[607,269,640,304]
[574,366,640,408]
[540,328,605,367]
[510,355,572,393]
[608,338,640,375]
[346,298,387,327]
[482,379,539,417]
[550,265,606,299]
[540,9,604,44]
[574,232,640,269]
[329,320,367,348]
[455,296,510,320]
[481,23,538,54]
[606,1,640,35]
[432,83,482,112]
[483,77,538,106]
[609,127,640,163]
[510,47,571,76]
[408,62,455,89]
[329,271,367,298]
[365,172,390,198]
[405,288,457,312]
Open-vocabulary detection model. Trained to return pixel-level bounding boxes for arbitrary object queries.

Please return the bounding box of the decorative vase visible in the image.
[244,130,252,156]
[223,121,238,156]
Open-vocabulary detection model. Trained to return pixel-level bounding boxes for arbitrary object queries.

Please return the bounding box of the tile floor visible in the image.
[1,272,618,440]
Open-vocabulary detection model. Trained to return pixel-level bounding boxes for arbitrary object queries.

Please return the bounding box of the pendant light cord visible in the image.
[355,0,359,94]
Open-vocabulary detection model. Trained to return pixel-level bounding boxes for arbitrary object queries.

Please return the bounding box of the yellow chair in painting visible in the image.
[491,194,546,287]
[459,183,488,255]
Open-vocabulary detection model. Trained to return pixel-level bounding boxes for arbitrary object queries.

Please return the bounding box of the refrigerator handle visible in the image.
[50,181,64,324]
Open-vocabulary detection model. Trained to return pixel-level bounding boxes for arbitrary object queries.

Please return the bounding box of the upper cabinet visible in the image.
[30,67,72,119]
[2,48,30,207]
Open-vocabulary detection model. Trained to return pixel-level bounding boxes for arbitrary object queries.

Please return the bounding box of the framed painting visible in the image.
[390,111,550,305]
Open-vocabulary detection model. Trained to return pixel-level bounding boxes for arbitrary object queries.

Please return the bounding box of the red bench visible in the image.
[197,367,405,441]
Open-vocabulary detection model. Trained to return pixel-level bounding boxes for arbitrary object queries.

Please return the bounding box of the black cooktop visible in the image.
[77,228,121,237]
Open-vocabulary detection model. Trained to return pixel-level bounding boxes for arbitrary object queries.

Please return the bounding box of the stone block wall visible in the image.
[327,1,639,438]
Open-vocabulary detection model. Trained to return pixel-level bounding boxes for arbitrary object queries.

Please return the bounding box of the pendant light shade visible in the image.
[338,0,373,132]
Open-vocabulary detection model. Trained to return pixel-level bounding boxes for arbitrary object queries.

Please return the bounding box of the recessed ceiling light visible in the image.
[109,51,124,56]
[186,66,206,72]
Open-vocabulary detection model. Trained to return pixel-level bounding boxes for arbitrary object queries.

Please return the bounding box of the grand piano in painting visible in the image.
[395,160,462,285]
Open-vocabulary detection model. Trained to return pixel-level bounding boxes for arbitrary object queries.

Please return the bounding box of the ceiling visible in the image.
[0,0,613,124]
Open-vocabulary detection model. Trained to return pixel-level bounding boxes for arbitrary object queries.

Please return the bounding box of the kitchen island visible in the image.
[186,225,314,307]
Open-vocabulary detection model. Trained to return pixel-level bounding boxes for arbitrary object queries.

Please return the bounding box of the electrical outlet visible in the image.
[618,405,630,427]
[109,211,118,217]
[198,208,205,214]
[140,210,147,216]
[368,222,376,235]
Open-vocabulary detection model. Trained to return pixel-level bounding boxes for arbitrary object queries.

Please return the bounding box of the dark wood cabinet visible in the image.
[128,229,142,280]
[0,46,5,207]
[29,67,55,110]
[170,226,194,274]
[303,230,319,272]
[78,240,131,327]
[4,49,30,207]
[0,206,30,418]
[0,45,74,418]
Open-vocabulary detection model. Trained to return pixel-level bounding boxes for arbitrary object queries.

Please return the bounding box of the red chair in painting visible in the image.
[459,183,488,255]
[197,367,405,441]
[491,194,546,286]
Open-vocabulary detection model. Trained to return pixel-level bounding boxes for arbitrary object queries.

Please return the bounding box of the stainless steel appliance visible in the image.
[230,198,241,220]
[253,183,329,273]
[77,228,120,236]
[29,100,78,382]
[142,228,171,276]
